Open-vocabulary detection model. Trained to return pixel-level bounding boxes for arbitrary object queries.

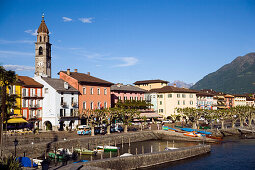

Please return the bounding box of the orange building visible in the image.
[18,76,44,127]
[59,69,113,118]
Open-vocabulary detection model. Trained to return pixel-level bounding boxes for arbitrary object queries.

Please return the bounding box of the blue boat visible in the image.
[73,160,89,163]
[180,128,212,135]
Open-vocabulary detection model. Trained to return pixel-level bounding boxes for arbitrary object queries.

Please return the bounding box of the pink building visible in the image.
[111,84,146,107]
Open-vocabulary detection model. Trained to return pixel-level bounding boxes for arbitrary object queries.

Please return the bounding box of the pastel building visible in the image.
[145,92,158,112]
[134,79,169,91]
[59,69,113,124]
[110,84,146,107]
[196,91,214,110]
[7,78,23,116]
[224,94,234,108]
[34,76,79,131]
[150,86,197,118]
[233,94,247,106]
[18,76,44,128]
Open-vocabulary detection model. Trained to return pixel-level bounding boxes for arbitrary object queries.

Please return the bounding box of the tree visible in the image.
[0,66,16,158]
[177,108,203,129]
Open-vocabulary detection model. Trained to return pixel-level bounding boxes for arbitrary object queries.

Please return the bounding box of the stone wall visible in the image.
[61,145,211,170]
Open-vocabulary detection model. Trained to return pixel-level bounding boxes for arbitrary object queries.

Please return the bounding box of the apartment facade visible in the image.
[59,69,113,116]
[134,79,169,91]
[16,76,44,129]
[110,84,145,107]
[233,94,247,106]
[34,76,79,131]
[196,92,214,110]
[7,79,23,116]
[150,86,197,118]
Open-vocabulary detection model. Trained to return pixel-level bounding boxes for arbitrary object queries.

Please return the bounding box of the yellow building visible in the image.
[134,79,169,91]
[6,79,23,116]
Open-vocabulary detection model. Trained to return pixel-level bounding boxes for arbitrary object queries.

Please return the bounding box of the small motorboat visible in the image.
[120,153,133,157]
[33,159,43,166]
[97,146,119,152]
[183,131,198,137]
[75,148,97,155]
[49,148,72,159]
[165,147,178,150]
[73,160,89,163]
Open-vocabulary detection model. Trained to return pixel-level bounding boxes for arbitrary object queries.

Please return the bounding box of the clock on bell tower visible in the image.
[35,14,52,78]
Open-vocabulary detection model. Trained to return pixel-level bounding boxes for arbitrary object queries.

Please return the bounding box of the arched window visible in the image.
[39,47,43,55]
[44,36,46,42]
[40,36,42,42]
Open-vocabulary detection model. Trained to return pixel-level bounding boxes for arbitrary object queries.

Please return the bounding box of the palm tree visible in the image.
[0,66,16,158]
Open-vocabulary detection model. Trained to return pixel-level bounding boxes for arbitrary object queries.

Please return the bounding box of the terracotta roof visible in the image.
[148,86,198,94]
[42,78,78,92]
[111,84,146,93]
[37,16,49,34]
[134,79,169,85]
[224,94,235,98]
[234,94,247,97]
[196,91,214,97]
[60,71,113,86]
[18,76,43,88]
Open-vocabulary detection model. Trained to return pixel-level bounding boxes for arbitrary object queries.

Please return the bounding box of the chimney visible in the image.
[87,72,90,76]
[64,82,69,89]
[74,69,78,73]
[67,69,70,75]
[173,83,176,87]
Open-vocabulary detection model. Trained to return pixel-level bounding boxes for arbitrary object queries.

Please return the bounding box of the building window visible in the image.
[37,110,41,117]
[159,109,164,113]
[183,100,185,105]
[130,97,133,100]
[61,97,64,105]
[118,96,121,100]
[182,94,186,98]
[23,110,27,119]
[140,97,143,100]
[90,102,94,109]
[97,102,101,109]
[37,89,41,97]
[190,94,193,98]
[97,88,100,95]
[104,88,107,95]
[45,88,48,94]
[124,96,127,101]
[39,46,43,55]
[90,88,94,95]
[70,109,74,116]
[83,87,86,95]
[168,94,172,98]
[22,99,26,108]
[190,101,193,105]
[177,94,180,98]
[83,101,86,109]
[159,101,162,105]
[60,109,65,117]
[178,100,180,105]
[158,94,163,98]
[104,102,107,108]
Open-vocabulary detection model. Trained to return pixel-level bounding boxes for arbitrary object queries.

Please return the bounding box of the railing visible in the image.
[61,102,68,107]
[71,102,78,107]
[29,104,40,109]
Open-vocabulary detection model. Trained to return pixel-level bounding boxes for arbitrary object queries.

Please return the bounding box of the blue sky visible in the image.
[0,0,255,84]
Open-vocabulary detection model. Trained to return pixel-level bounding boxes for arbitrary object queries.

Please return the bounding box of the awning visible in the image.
[139,112,163,118]
[6,118,28,124]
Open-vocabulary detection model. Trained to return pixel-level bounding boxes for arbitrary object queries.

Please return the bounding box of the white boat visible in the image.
[33,159,43,166]
[120,153,133,157]
[57,148,72,156]
[165,147,179,150]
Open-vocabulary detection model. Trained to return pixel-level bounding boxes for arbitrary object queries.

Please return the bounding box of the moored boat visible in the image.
[165,147,179,150]
[75,148,97,155]
[97,146,119,152]
[120,153,133,157]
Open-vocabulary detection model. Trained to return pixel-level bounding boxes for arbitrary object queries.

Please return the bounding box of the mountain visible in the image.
[169,80,194,89]
[191,52,255,94]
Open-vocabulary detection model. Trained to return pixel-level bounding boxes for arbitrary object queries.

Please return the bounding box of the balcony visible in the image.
[22,94,43,99]
[61,102,68,108]
[71,102,78,107]
[29,104,40,109]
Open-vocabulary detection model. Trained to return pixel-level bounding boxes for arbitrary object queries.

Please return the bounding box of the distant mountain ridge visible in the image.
[191,52,255,94]
[169,80,194,89]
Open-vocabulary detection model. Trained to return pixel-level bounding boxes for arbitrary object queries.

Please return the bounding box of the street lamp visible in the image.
[13,138,19,157]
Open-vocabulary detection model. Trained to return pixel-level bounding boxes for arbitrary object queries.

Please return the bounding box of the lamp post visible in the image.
[13,138,18,157]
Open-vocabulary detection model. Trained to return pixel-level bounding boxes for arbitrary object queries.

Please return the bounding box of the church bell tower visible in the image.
[35,14,51,77]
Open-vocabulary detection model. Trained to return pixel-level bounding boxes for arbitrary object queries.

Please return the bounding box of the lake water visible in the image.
[148,137,255,170]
